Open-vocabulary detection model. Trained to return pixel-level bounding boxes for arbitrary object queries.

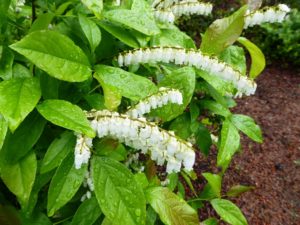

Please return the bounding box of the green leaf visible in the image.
[0,152,37,208]
[0,0,11,31]
[37,100,95,138]
[47,153,87,216]
[202,173,222,198]
[0,114,8,151]
[0,77,41,132]
[231,114,262,143]
[217,120,240,170]
[81,0,103,19]
[103,0,160,36]
[79,14,101,52]
[152,67,195,122]
[71,196,102,225]
[226,185,255,197]
[92,157,146,225]
[84,93,106,110]
[94,138,127,161]
[94,65,158,101]
[151,25,196,49]
[29,13,55,33]
[169,113,192,139]
[0,46,14,80]
[41,131,76,174]
[10,30,91,82]
[211,199,248,225]
[238,37,265,79]
[12,64,32,78]
[198,184,219,200]
[195,123,212,156]
[200,5,248,55]
[219,46,246,75]
[20,211,52,225]
[201,218,218,225]
[146,187,199,225]
[199,100,231,117]
[3,112,46,163]
[98,21,140,48]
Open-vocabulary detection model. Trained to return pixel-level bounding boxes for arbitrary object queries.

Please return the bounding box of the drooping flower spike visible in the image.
[153,9,176,23]
[244,4,291,28]
[126,87,183,118]
[85,110,196,173]
[117,47,257,96]
[74,133,93,169]
[170,1,213,17]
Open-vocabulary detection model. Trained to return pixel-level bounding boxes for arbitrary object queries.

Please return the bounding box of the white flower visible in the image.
[154,10,175,23]
[87,110,196,173]
[74,133,93,169]
[117,47,257,96]
[127,87,183,118]
[171,1,213,18]
[244,4,291,28]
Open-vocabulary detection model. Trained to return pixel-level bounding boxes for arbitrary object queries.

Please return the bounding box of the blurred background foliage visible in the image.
[178,0,300,67]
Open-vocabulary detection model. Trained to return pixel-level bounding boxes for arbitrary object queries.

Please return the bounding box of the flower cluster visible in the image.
[153,1,212,23]
[153,9,175,23]
[117,47,257,96]
[170,1,213,17]
[127,87,183,118]
[87,110,196,173]
[244,4,291,28]
[74,133,93,169]
[81,171,95,201]
[152,0,181,9]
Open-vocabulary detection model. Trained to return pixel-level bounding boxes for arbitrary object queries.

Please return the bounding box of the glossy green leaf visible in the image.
[98,21,140,48]
[146,187,199,225]
[0,77,41,132]
[200,6,248,55]
[10,30,91,82]
[84,93,106,110]
[231,114,262,143]
[238,37,265,79]
[94,138,127,161]
[41,131,76,174]
[71,196,102,225]
[81,0,103,18]
[152,67,195,122]
[151,25,196,49]
[0,46,14,80]
[0,152,37,208]
[29,13,55,33]
[20,211,52,225]
[211,199,248,225]
[47,153,87,216]
[198,184,219,200]
[217,120,240,170]
[199,100,231,117]
[94,65,158,101]
[103,0,159,35]
[219,46,246,75]
[12,64,32,78]
[195,123,212,156]
[4,112,46,163]
[37,100,95,138]
[226,185,255,197]
[201,218,218,225]
[79,14,101,52]
[169,113,192,139]
[0,0,11,31]
[0,115,8,151]
[202,173,222,198]
[92,157,146,225]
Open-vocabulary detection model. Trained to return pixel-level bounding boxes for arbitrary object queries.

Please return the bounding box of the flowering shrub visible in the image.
[0,0,290,224]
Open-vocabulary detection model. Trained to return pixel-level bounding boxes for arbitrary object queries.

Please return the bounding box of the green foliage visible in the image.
[0,0,271,224]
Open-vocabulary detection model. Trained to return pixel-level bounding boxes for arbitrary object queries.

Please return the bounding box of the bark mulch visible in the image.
[193,65,300,224]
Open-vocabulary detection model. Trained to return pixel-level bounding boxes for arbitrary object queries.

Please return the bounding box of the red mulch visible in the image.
[192,65,300,224]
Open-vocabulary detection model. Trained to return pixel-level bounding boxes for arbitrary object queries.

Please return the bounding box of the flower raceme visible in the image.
[244,4,291,28]
[126,87,183,118]
[84,110,196,173]
[74,133,93,169]
[117,47,257,96]
[153,1,213,23]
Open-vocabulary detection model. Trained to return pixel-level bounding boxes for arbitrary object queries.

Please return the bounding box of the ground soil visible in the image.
[193,65,300,224]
